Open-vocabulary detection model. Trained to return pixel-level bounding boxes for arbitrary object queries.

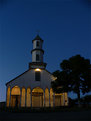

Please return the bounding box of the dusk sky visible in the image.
[0,0,91,102]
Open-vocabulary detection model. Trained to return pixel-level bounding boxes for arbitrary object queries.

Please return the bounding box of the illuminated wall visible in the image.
[6,86,68,107]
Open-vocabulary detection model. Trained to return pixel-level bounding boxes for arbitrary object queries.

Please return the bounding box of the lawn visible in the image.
[0,107,91,121]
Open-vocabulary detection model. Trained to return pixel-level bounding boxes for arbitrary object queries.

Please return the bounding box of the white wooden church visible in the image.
[6,35,68,108]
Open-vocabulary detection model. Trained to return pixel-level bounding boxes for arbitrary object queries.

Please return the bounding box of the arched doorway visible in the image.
[32,87,44,107]
[55,94,62,106]
[11,86,20,107]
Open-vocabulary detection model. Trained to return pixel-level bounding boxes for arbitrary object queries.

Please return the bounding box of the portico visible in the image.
[6,85,67,107]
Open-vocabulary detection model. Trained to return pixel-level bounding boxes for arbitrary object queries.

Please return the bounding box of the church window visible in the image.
[36,41,39,47]
[35,71,41,81]
[36,54,39,61]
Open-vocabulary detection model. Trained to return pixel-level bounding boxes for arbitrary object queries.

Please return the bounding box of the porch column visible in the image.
[9,89,11,107]
[31,91,32,107]
[25,88,27,107]
[49,92,50,107]
[67,93,69,105]
[44,91,45,107]
[6,87,8,107]
[63,93,65,106]
[53,93,55,107]
[19,88,22,107]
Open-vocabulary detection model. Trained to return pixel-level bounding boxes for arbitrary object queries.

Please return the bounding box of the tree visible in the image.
[82,95,91,106]
[52,55,91,106]
[52,70,71,93]
[52,70,62,93]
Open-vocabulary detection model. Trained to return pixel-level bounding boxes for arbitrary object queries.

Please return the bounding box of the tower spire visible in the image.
[29,35,47,69]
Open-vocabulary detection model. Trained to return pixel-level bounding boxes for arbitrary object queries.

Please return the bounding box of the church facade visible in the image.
[6,35,68,108]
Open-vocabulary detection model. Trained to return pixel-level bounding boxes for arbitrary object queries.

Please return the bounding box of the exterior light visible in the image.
[35,68,41,71]
[51,76,57,81]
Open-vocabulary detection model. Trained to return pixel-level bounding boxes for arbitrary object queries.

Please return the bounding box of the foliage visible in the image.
[82,95,91,104]
[52,70,71,93]
[52,55,91,105]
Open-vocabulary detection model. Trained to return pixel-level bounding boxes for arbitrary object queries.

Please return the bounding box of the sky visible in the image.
[0,0,91,102]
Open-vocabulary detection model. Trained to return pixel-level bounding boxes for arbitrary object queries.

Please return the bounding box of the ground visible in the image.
[0,109,91,121]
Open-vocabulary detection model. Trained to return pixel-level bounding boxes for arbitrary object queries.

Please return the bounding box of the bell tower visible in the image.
[29,35,47,69]
[31,35,44,62]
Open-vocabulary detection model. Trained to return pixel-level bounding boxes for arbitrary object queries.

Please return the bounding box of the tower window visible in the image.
[35,71,41,81]
[36,54,39,61]
[36,41,39,47]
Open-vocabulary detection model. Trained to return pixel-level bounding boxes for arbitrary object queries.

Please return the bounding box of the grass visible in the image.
[0,106,91,113]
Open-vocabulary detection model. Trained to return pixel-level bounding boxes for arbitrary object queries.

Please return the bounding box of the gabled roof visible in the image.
[6,70,29,86]
[32,35,43,42]
[6,68,56,86]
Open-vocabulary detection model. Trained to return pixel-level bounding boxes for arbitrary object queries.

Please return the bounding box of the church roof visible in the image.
[32,35,43,42]
[6,70,29,85]
[6,69,55,86]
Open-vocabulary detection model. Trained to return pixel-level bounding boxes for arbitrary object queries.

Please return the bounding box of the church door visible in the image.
[11,95,20,107]
[32,92,43,107]
[55,95,61,106]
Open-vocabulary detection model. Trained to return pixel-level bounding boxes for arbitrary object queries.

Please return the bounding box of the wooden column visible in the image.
[53,92,55,107]
[25,88,27,107]
[9,89,11,107]
[19,88,22,107]
[44,91,45,107]
[49,92,50,107]
[6,87,8,107]
[63,93,65,106]
[31,91,32,107]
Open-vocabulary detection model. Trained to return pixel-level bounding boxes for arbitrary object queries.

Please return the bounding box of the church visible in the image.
[6,35,68,108]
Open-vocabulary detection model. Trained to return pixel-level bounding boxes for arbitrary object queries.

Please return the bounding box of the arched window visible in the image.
[36,54,39,61]
[36,41,39,47]
[11,86,20,107]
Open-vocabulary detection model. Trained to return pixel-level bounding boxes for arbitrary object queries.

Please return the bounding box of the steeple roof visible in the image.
[32,35,43,42]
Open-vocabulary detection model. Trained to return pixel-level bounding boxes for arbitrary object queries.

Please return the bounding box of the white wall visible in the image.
[33,40,42,49]
[6,69,53,90]
[32,50,43,62]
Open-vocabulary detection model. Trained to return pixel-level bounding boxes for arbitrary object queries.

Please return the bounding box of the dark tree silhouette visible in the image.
[52,55,91,106]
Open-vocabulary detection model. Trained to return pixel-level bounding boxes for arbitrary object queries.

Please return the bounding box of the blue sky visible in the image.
[0,0,91,102]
